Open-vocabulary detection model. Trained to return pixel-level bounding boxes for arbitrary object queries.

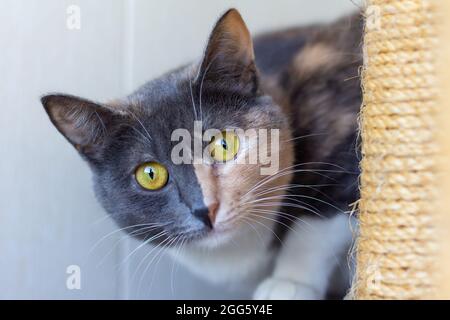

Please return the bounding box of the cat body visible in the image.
[42,10,363,299]
[174,13,363,298]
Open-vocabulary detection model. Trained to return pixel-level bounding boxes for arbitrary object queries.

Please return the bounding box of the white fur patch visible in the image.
[171,213,355,299]
[170,219,276,286]
[254,278,319,300]
[255,214,355,299]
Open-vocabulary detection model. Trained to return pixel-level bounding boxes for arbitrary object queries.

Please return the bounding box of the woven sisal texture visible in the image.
[354,0,438,299]
[437,0,450,298]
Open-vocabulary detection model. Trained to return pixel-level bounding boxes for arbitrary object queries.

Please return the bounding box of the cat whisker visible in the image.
[251,183,339,198]
[241,215,284,247]
[282,132,328,143]
[246,211,350,272]
[248,191,315,206]
[189,76,198,120]
[240,193,323,218]
[251,195,345,217]
[250,198,323,217]
[247,209,312,231]
[145,236,180,297]
[170,236,187,296]
[116,230,167,270]
[247,166,355,199]
[120,124,153,149]
[133,235,172,296]
[241,218,266,247]
[247,211,301,236]
[241,161,353,199]
[95,225,165,268]
[127,107,153,143]
[248,212,349,274]
[88,222,167,255]
[252,188,330,209]
[242,163,308,197]
[198,57,217,122]
[241,168,343,201]
[89,214,112,227]
[270,194,346,214]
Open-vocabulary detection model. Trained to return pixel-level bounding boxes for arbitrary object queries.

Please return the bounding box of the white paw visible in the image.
[253,278,321,300]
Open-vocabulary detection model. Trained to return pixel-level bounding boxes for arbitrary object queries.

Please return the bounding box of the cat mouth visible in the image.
[178,220,236,244]
[205,214,241,239]
[184,224,232,240]
[171,212,241,245]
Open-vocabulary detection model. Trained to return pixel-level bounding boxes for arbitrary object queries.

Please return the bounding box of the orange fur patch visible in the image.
[293,43,340,76]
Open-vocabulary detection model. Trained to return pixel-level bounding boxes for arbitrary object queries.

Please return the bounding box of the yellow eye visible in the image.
[135,162,168,190]
[209,130,240,162]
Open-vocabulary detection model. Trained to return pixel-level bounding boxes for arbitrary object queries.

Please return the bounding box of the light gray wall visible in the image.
[0,0,359,299]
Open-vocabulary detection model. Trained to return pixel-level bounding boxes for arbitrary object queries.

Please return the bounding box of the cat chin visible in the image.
[191,227,238,249]
[168,218,276,286]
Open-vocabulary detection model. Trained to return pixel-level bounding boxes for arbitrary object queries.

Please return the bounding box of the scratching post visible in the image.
[354,0,440,299]
[437,0,450,299]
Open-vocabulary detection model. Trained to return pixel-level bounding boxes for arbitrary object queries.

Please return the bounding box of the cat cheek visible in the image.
[216,163,259,222]
[193,164,220,226]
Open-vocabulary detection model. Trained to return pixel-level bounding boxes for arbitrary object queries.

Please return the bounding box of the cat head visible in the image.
[42,9,294,248]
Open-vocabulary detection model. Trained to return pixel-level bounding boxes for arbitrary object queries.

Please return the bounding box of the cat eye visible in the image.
[209,130,240,162]
[135,162,169,190]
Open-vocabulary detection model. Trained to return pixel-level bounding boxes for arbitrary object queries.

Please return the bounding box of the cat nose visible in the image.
[192,207,212,228]
[192,202,219,229]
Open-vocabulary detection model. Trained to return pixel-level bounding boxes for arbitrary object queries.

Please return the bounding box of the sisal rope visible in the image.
[353,0,439,299]
[437,0,450,299]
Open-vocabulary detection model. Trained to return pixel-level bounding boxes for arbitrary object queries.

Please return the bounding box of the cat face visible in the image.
[42,9,293,248]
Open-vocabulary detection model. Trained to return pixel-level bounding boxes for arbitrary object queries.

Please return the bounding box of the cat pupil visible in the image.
[145,167,155,180]
[221,140,228,150]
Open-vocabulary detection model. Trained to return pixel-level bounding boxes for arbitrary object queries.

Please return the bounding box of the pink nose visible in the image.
[207,202,219,225]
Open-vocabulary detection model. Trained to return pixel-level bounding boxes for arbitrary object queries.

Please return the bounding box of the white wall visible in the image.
[0,0,359,299]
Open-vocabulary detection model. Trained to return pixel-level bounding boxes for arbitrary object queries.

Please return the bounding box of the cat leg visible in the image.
[253,214,354,300]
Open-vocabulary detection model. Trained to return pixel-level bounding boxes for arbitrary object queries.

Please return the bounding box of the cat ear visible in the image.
[197,9,258,95]
[41,94,119,160]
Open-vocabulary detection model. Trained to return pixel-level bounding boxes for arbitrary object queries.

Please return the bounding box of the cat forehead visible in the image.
[126,65,253,110]
[119,64,278,137]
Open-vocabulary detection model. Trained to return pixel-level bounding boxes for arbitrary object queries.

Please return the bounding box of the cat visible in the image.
[41,9,362,299]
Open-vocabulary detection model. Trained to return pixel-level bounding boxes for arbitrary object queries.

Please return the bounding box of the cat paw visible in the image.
[253,278,321,300]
